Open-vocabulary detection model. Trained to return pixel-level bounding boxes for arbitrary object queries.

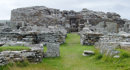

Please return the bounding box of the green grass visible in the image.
[1,33,130,70]
[0,46,31,52]
[118,49,130,58]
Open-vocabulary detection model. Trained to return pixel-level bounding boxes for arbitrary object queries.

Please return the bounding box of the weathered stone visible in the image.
[9,6,126,33]
[113,55,120,58]
[83,50,94,56]
[0,44,44,66]
[44,43,60,57]
[80,21,103,45]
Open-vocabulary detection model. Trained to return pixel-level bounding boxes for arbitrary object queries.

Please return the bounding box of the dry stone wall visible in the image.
[91,21,118,33]
[10,6,128,32]
[0,22,66,66]
[0,44,44,66]
[0,25,66,46]
[79,21,103,45]
[11,6,64,26]
[94,31,130,57]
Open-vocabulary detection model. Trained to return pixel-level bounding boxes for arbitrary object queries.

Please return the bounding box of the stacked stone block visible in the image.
[0,44,44,66]
[0,54,8,66]
[44,43,60,57]
[80,23,103,45]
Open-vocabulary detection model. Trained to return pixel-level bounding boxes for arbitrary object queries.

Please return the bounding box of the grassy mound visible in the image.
[0,46,31,52]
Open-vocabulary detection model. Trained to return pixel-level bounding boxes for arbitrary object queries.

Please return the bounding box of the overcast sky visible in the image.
[0,0,130,20]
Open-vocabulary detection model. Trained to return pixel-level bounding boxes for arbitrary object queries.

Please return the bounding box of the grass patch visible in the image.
[118,49,130,58]
[94,49,103,60]
[0,46,31,52]
[43,46,47,52]
[2,33,130,70]
[0,60,30,70]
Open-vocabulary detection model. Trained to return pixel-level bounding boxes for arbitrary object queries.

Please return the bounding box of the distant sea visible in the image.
[0,20,10,23]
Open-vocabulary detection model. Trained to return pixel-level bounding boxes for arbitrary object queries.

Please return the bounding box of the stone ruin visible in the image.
[94,32,130,57]
[0,21,67,65]
[0,5,130,65]
[79,19,130,57]
[0,44,44,66]
[0,22,66,45]
[10,6,126,33]
[92,29,130,57]
[91,21,118,33]
[79,20,103,45]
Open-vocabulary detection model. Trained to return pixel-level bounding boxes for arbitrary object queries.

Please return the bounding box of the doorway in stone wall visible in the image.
[69,18,79,32]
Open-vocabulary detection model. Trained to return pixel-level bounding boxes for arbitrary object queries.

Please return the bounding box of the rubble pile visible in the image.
[94,31,130,57]
[95,42,120,57]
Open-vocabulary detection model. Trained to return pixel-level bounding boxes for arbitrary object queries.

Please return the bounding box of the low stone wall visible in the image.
[0,44,44,66]
[80,34,102,45]
[80,26,103,45]
[0,42,61,66]
[37,32,65,45]
[0,31,65,45]
[0,54,8,66]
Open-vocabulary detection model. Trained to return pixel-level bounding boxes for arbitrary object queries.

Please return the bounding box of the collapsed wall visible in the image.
[94,32,130,57]
[10,6,127,32]
[91,21,118,33]
[10,6,65,26]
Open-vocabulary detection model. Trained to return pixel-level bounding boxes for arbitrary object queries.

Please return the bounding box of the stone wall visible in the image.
[10,6,127,32]
[0,44,44,66]
[10,6,64,26]
[94,31,130,57]
[0,26,66,46]
[0,41,61,66]
[79,22,103,45]
[91,21,118,33]
[0,22,65,66]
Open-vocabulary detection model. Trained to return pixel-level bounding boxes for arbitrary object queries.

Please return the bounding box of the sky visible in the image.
[0,0,130,20]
